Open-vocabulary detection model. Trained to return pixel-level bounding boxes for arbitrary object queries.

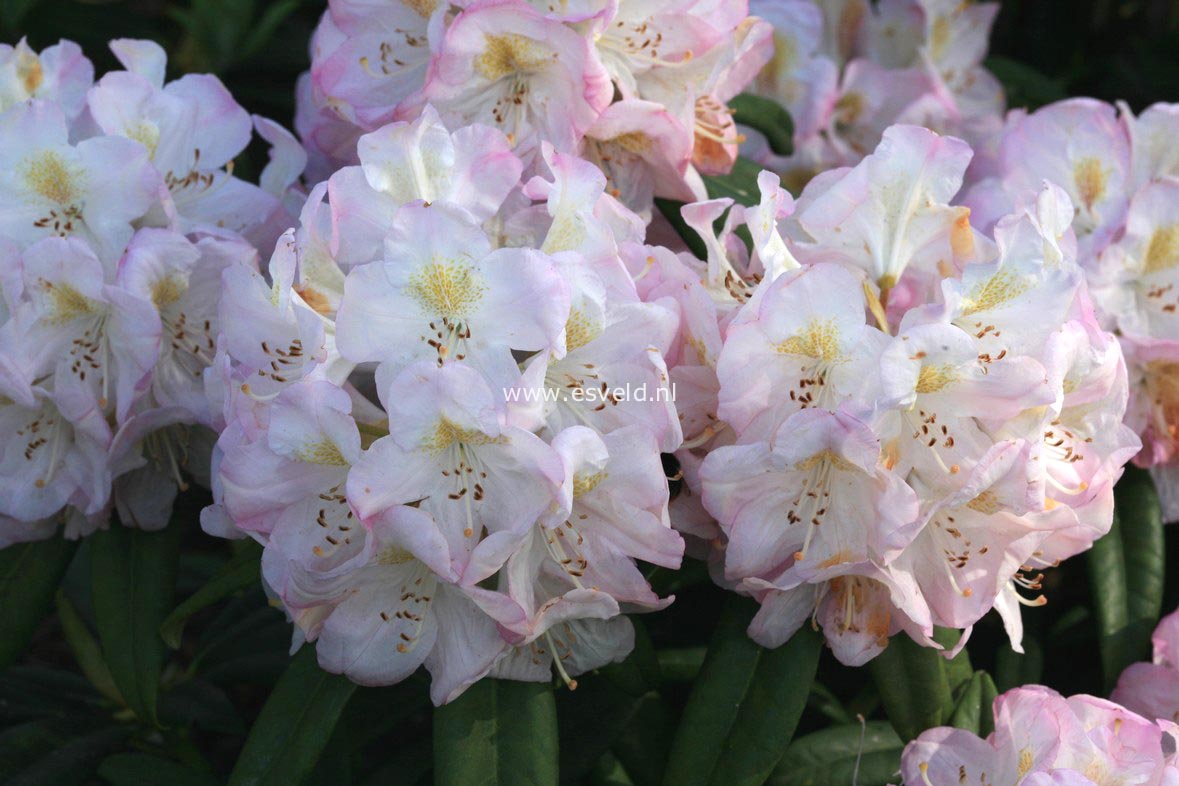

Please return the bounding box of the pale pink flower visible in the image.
[419,0,612,167]
[1114,609,1179,724]
[0,100,158,266]
[0,38,93,122]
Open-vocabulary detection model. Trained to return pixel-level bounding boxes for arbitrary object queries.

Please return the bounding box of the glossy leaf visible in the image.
[947,671,998,735]
[434,678,559,786]
[729,93,794,156]
[160,540,261,649]
[869,634,952,742]
[662,596,822,786]
[54,591,121,705]
[770,721,903,786]
[700,157,764,206]
[1088,467,1164,690]
[1120,468,1166,663]
[0,535,77,670]
[558,627,663,785]
[90,520,181,726]
[227,646,357,786]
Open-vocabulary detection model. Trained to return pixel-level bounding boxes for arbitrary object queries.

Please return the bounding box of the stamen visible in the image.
[545,630,578,690]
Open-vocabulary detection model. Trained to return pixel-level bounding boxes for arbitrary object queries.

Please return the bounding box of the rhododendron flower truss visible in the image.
[744,0,1004,191]
[197,104,686,700]
[300,0,773,213]
[0,36,302,547]
[667,124,1138,665]
[964,97,1179,518]
[901,685,1179,785]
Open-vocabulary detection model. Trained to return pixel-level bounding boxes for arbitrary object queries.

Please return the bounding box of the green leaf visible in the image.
[98,753,219,786]
[0,0,39,29]
[1120,467,1166,658]
[1088,467,1164,690]
[158,679,245,735]
[553,622,667,784]
[90,520,182,726]
[434,678,558,786]
[160,540,261,649]
[655,648,705,683]
[6,726,129,786]
[869,634,952,741]
[700,157,764,206]
[770,721,903,786]
[947,671,998,735]
[54,591,122,705]
[654,199,707,260]
[994,635,1043,693]
[936,628,972,695]
[977,673,998,738]
[0,535,78,670]
[610,693,674,786]
[227,646,357,786]
[662,596,822,786]
[355,738,431,786]
[729,94,794,156]
[984,56,1068,110]
[239,0,305,60]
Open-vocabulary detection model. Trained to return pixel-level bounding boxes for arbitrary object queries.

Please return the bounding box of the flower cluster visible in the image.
[0,39,302,546]
[297,0,774,216]
[966,98,1179,521]
[902,684,1179,785]
[1113,607,1179,723]
[203,107,685,704]
[652,124,1138,665]
[744,0,1005,192]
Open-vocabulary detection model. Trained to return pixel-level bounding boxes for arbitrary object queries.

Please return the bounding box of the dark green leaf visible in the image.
[729,93,794,156]
[947,671,996,735]
[240,0,305,60]
[0,0,38,29]
[90,520,182,726]
[807,681,854,725]
[55,590,122,705]
[7,726,129,786]
[1088,467,1164,690]
[355,738,431,786]
[227,646,356,786]
[1120,467,1166,661]
[225,645,353,786]
[160,540,261,649]
[869,633,952,741]
[654,199,707,260]
[663,596,822,786]
[0,666,105,725]
[98,753,219,786]
[700,157,764,206]
[0,722,63,782]
[0,534,78,670]
[611,693,674,786]
[558,623,666,785]
[158,679,244,735]
[994,635,1043,693]
[655,648,705,683]
[936,628,972,695]
[588,754,635,786]
[770,721,902,786]
[434,678,558,786]
[977,673,998,738]
[985,56,1068,110]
